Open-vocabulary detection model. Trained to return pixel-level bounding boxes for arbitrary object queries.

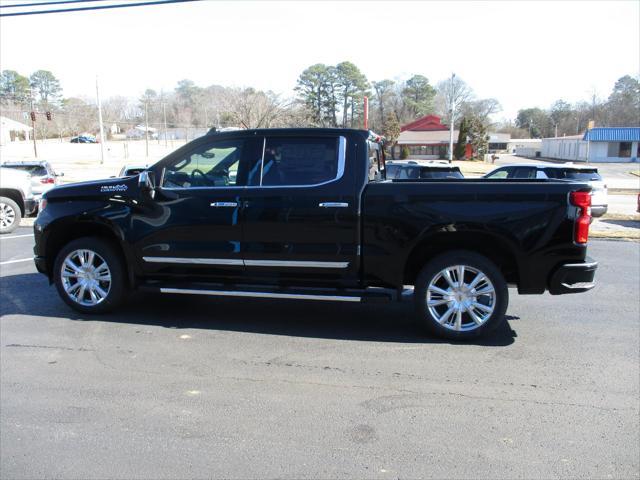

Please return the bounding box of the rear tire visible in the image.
[0,197,21,234]
[414,250,508,340]
[53,237,127,314]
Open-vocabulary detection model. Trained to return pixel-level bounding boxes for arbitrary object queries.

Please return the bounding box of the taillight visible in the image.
[570,191,591,244]
[40,176,54,184]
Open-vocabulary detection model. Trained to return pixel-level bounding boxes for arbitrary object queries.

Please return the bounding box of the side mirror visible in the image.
[139,170,156,199]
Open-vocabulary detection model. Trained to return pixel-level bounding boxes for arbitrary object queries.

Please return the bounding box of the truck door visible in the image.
[133,136,260,281]
[240,134,360,287]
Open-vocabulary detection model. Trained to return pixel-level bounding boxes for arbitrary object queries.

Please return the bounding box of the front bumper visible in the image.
[34,255,47,275]
[548,257,597,295]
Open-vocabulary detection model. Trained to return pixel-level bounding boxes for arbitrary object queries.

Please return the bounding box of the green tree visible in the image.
[606,75,640,126]
[400,145,410,159]
[295,64,337,126]
[334,61,369,128]
[382,111,400,159]
[402,74,436,118]
[467,116,488,158]
[454,117,469,160]
[29,70,62,107]
[0,70,30,105]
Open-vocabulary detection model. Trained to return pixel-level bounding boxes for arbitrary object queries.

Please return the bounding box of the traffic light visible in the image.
[30,111,36,122]
[46,111,52,121]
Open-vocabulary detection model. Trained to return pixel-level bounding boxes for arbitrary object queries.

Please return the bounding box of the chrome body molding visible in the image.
[159,287,361,302]
[142,256,244,266]
[318,202,349,208]
[244,260,349,268]
[143,257,349,268]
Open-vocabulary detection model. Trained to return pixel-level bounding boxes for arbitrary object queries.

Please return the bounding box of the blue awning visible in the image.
[583,128,640,142]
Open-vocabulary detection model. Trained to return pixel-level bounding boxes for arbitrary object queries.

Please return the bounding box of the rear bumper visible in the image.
[548,257,597,295]
[591,205,607,217]
[24,198,37,216]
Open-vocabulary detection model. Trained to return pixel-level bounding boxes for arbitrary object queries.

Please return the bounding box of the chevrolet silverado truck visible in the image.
[33,129,597,339]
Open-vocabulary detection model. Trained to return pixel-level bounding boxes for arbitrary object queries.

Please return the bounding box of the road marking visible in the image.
[0,258,32,266]
[0,234,34,240]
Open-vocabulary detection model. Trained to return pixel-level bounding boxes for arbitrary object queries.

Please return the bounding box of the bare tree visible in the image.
[435,76,473,125]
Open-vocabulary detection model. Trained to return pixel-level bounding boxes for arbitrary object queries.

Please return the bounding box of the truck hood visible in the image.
[43,175,141,201]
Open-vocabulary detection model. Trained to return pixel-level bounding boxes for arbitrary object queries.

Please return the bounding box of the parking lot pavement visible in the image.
[1,236,638,479]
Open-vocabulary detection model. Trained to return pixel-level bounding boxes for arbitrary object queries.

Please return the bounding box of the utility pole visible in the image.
[555,123,558,138]
[29,89,38,158]
[162,101,168,147]
[96,76,106,165]
[448,73,455,163]
[144,101,149,158]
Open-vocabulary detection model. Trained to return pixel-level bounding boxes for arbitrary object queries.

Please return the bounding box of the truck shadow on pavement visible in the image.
[1,273,517,347]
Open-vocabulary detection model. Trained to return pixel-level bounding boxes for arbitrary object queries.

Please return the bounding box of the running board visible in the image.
[141,283,394,303]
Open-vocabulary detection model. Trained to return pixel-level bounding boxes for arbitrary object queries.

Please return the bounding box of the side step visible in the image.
[140,283,395,303]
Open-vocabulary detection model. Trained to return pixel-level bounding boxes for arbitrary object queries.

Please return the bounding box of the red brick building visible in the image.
[394,115,460,159]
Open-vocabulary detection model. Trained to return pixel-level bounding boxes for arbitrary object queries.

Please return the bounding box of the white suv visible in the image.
[484,164,608,217]
[0,167,37,234]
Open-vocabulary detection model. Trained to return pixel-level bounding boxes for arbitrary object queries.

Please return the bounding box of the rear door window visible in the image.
[511,167,536,179]
[256,137,340,187]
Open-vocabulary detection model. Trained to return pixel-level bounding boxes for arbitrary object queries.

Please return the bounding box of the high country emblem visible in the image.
[100,184,128,193]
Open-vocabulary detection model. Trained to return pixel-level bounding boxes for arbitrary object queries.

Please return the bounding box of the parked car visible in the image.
[0,167,37,234]
[70,135,97,144]
[1,161,63,198]
[484,163,608,217]
[118,165,149,177]
[34,128,597,340]
[386,160,464,180]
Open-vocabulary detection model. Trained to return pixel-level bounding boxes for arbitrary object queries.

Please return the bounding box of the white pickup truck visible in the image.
[0,167,37,234]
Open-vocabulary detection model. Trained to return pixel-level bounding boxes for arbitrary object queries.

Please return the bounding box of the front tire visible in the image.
[53,237,127,314]
[414,250,508,340]
[0,197,21,234]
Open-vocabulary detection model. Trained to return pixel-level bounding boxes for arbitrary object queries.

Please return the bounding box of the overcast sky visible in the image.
[1,0,638,121]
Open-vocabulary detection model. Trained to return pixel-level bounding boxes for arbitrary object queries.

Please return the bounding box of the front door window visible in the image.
[162,140,243,188]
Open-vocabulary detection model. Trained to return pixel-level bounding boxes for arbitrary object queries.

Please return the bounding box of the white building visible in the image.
[510,138,542,157]
[0,116,32,146]
[541,128,640,163]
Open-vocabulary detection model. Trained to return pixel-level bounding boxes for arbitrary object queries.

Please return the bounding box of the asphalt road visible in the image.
[1,230,638,479]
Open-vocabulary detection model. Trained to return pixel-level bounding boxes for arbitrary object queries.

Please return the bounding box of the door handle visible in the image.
[210,201,238,207]
[319,202,349,208]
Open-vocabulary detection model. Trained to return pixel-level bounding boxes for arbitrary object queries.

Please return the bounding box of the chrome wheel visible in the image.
[60,249,112,306]
[426,264,496,332]
[0,202,16,229]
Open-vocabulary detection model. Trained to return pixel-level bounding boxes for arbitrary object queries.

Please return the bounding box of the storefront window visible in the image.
[619,142,632,157]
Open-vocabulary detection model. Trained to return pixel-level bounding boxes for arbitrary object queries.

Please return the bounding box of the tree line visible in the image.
[0,66,637,146]
[501,75,640,139]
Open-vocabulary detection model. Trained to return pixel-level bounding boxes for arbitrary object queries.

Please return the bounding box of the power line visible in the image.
[0,1,110,9]
[0,0,201,17]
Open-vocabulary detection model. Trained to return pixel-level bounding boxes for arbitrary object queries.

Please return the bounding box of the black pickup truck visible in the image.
[33,128,597,339]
